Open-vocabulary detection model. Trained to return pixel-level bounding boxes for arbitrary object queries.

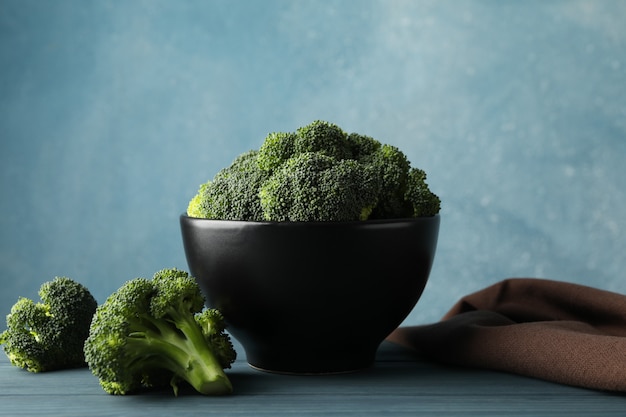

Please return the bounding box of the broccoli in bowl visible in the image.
[187,120,440,222]
[181,121,441,374]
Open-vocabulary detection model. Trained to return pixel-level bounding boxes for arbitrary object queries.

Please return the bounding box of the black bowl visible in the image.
[180,214,440,374]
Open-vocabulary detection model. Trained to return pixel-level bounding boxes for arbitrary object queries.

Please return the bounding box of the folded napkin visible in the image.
[386,278,626,392]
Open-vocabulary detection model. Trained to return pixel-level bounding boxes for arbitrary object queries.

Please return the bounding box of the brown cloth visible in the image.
[386,278,626,392]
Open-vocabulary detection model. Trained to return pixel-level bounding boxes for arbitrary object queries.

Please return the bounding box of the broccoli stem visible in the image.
[127,310,232,395]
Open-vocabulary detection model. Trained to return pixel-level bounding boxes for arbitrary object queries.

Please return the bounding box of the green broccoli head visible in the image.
[259,152,381,222]
[257,131,297,172]
[187,150,270,221]
[0,277,97,372]
[195,308,237,370]
[294,120,352,160]
[364,144,413,219]
[186,182,210,219]
[346,132,382,160]
[186,120,440,222]
[404,167,441,217]
[83,268,236,396]
[256,120,352,173]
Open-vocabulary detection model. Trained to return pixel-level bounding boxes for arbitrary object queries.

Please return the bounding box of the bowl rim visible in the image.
[180,213,439,227]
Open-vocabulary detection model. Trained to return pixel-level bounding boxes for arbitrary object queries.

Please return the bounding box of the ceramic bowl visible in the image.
[180,214,440,374]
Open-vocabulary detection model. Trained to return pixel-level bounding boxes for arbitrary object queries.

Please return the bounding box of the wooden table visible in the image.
[1,339,624,416]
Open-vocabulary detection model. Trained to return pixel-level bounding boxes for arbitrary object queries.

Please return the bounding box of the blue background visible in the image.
[1,0,625,325]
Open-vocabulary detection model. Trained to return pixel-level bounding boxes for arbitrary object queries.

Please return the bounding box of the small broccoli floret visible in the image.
[346,132,382,160]
[196,309,237,369]
[187,150,270,221]
[256,120,351,173]
[404,167,441,217]
[257,131,297,172]
[294,120,352,160]
[83,268,236,396]
[259,152,381,222]
[0,277,97,372]
[186,182,210,218]
[364,144,413,219]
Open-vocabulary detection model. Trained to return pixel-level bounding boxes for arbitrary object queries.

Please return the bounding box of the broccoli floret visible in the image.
[187,150,270,221]
[404,167,441,217]
[256,120,352,173]
[83,268,236,396]
[346,132,382,160]
[364,144,413,219]
[294,120,352,160]
[257,131,297,172]
[259,152,381,222]
[0,277,97,372]
[186,182,210,218]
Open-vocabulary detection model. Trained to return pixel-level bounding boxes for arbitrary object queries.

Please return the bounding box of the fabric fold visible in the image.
[386,278,626,392]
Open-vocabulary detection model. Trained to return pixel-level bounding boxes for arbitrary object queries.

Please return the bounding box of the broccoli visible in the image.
[257,131,297,172]
[405,167,441,217]
[83,267,236,396]
[0,277,98,372]
[257,121,351,172]
[294,120,352,160]
[187,150,271,222]
[364,144,413,219]
[187,120,440,222]
[346,132,382,160]
[186,182,210,219]
[259,152,381,221]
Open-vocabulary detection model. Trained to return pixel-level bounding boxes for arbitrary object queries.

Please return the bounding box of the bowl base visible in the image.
[238,338,379,375]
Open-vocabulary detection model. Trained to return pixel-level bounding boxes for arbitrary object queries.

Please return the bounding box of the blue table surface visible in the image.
[1,339,624,417]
